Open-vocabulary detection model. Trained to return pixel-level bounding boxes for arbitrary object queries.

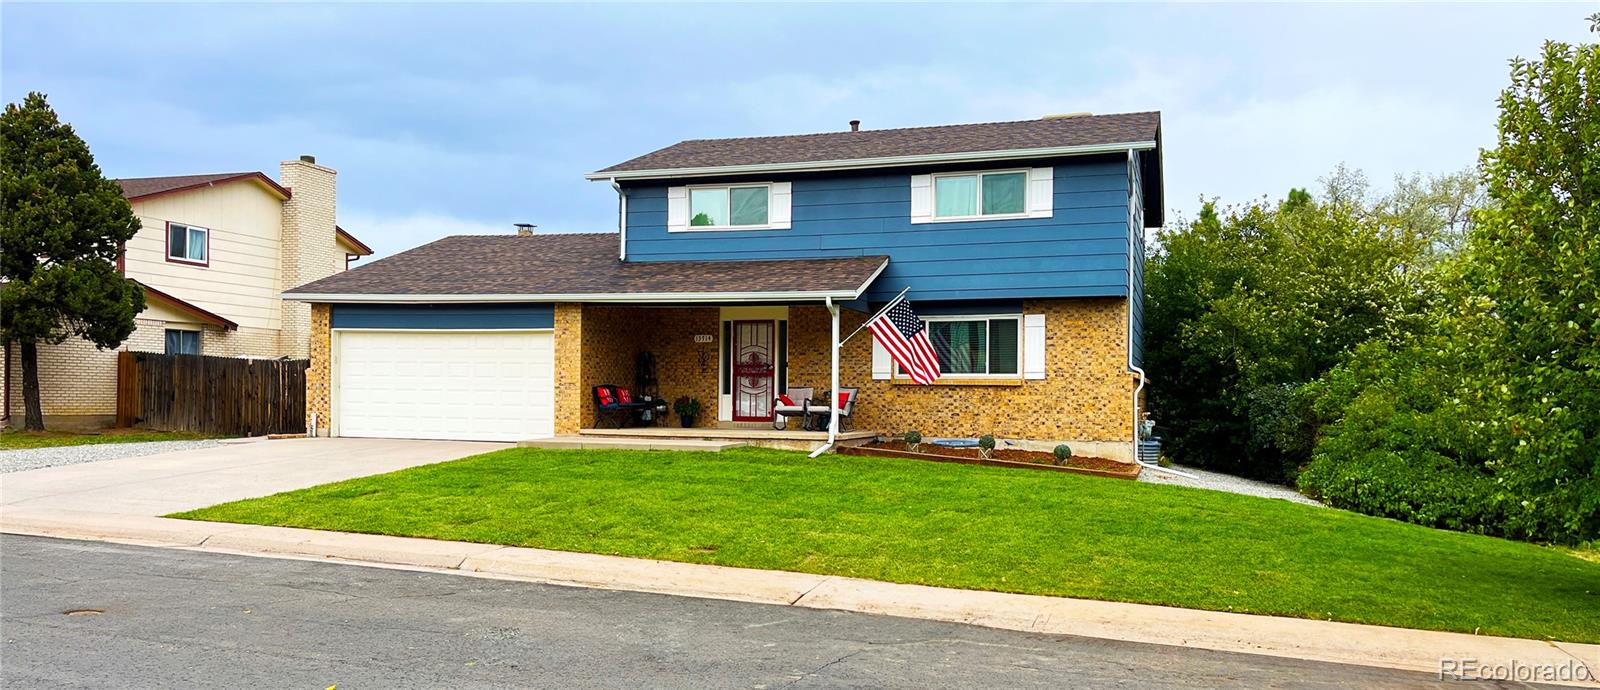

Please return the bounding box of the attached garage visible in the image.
[330,304,555,442]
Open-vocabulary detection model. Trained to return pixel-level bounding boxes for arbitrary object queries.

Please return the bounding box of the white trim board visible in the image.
[585,141,1158,181]
[287,260,890,306]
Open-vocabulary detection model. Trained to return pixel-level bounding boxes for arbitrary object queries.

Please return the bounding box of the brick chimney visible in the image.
[278,155,337,359]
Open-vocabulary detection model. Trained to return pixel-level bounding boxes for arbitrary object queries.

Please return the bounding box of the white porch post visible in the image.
[810,297,841,457]
[829,298,841,440]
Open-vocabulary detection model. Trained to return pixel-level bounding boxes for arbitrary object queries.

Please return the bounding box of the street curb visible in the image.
[3,508,1595,687]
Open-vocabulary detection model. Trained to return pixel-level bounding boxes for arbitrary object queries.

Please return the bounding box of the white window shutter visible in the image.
[909,174,933,224]
[769,182,792,229]
[872,338,892,380]
[1027,167,1053,218]
[1023,313,1046,379]
[667,186,688,232]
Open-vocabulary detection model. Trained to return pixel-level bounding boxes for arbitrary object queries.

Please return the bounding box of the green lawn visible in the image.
[173,447,1600,643]
[0,429,217,450]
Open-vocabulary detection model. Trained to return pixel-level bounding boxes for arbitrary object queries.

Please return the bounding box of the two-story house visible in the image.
[2,156,372,430]
[284,113,1161,460]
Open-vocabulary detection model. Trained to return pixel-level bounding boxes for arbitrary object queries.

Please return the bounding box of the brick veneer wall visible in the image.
[787,298,1133,446]
[299,298,1135,449]
[553,304,584,434]
[641,307,720,428]
[554,304,722,433]
[278,159,338,359]
[200,326,284,358]
[4,319,160,427]
[3,317,284,429]
[304,303,333,435]
[575,305,636,431]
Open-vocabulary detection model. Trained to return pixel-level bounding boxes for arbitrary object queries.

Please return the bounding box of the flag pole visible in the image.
[839,285,911,346]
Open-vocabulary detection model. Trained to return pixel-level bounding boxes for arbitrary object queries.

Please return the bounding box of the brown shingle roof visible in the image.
[117,171,292,201]
[285,233,888,300]
[592,112,1160,176]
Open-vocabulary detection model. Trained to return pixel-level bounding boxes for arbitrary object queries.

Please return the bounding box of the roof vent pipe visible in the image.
[514,223,536,236]
[849,120,861,132]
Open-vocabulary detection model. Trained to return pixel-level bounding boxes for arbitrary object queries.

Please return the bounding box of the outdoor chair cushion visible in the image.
[774,387,814,418]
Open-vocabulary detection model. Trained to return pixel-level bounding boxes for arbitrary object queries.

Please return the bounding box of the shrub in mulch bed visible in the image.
[840,441,1140,480]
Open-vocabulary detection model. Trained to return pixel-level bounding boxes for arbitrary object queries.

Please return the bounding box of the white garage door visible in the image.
[335,330,554,442]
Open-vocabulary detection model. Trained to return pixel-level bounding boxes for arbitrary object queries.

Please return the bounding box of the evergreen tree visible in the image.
[0,92,144,431]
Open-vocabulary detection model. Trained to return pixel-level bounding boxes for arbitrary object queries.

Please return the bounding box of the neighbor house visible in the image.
[2,156,373,430]
[285,113,1161,460]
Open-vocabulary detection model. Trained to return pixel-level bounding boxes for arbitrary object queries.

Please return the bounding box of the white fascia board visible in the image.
[288,290,857,304]
[286,259,890,305]
[584,141,1158,181]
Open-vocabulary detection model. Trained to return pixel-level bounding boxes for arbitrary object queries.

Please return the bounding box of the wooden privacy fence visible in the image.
[116,351,309,436]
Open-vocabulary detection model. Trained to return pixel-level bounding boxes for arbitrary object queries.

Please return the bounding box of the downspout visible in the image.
[1126,148,1193,479]
[808,296,841,458]
[613,178,627,261]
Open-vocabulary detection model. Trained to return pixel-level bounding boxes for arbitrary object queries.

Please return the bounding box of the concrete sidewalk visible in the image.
[2,506,1595,687]
[0,437,507,515]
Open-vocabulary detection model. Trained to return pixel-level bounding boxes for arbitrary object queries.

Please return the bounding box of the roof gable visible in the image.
[117,172,291,202]
[285,233,887,302]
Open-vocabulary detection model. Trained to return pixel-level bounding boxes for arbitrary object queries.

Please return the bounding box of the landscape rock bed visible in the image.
[840,441,1140,480]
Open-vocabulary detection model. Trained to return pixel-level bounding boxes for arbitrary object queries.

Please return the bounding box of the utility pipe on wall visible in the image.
[613,178,627,261]
[1126,148,1193,479]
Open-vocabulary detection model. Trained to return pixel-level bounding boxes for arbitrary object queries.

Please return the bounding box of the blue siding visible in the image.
[332,303,554,330]
[1131,229,1146,369]
[622,157,1133,303]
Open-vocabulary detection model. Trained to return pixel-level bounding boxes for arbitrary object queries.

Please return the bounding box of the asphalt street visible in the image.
[1,534,1487,689]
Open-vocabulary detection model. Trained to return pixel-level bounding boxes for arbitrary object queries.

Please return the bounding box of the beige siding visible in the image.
[124,181,285,332]
[6,165,354,428]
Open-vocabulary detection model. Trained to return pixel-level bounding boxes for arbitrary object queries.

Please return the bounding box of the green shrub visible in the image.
[978,435,995,459]
[903,431,922,451]
[1052,444,1072,465]
[1297,336,1596,543]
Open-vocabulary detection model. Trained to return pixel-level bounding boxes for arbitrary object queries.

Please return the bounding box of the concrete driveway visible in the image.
[0,438,507,516]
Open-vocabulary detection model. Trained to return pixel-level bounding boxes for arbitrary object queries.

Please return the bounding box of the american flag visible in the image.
[867,299,941,385]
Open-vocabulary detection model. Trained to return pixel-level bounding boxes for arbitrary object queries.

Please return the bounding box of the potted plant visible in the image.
[673,397,702,428]
[903,430,922,452]
[978,434,996,460]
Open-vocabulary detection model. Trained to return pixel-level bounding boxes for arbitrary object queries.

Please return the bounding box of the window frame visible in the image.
[930,169,1031,222]
[165,221,211,267]
[163,328,202,356]
[894,313,1024,380]
[679,183,775,232]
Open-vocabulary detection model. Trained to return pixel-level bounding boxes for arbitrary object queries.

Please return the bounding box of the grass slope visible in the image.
[0,429,214,450]
[173,447,1600,642]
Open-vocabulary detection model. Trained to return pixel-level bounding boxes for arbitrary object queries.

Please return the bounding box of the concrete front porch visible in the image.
[578,426,877,452]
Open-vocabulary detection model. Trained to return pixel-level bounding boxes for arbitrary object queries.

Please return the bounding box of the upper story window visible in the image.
[911,167,1052,224]
[166,222,209,266]
[691,185,768,228]
[934,171,1027,219]
[667,182,792,232]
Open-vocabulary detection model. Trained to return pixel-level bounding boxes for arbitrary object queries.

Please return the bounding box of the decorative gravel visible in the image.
[1137,462,1323,506]
[0,439,221,474]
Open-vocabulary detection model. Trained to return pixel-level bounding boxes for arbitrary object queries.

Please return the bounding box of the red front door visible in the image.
[732,320,775,421]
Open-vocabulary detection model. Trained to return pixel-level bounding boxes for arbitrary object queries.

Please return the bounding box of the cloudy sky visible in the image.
[2,3,1589,258]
